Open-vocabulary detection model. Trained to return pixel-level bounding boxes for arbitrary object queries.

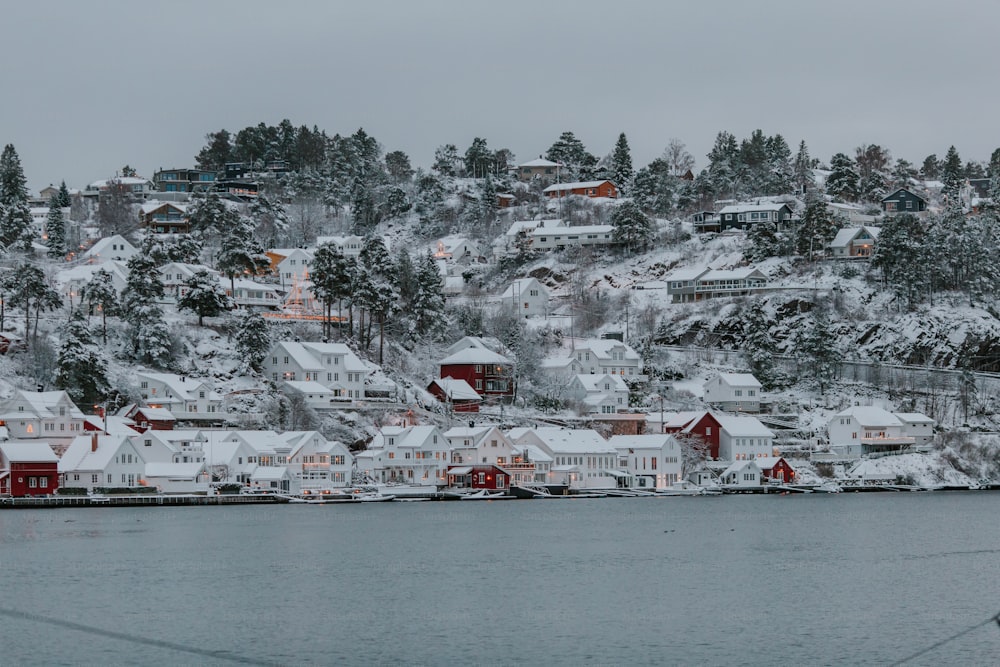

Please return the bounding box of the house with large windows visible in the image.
[438,337,515,400]
[139,201,190,234]
[881,188,927,216]
[134,372,226,422]
[717,202,794,231]
[262,341,368,401]
[153,168,216,194]
[359,425,450,485]
[0,390,87,452]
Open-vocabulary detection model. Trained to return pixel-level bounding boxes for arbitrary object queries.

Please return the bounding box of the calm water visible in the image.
[2,493,999,666]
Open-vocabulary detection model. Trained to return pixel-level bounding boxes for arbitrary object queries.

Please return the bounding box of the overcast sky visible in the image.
[3,0,996,192]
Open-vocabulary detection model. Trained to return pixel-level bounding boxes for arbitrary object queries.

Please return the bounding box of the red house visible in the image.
[438,338,515,401]
[663,411,723,460]
[543,180,618,199]
[757,456,796,484]
[125,405,177,432]
[447,464,509,490]
[0,442,59,496]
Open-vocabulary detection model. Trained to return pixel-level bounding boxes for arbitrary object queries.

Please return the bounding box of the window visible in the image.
[29,477,37,488]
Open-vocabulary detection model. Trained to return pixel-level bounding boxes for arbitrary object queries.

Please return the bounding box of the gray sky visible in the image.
[3,0,996,192]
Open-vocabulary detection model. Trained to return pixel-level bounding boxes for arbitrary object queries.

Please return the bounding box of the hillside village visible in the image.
[1,125,1000,499]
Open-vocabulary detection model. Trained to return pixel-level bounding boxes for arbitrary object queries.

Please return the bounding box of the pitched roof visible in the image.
[58,434,134,473]
[519,158,561,168]
[527,428,616,454]
[542,180,614,193]
[830,226,881,248]
[431,378,482,401]
[714,413,774,438]
[439,347,511,365]
[572,374,629,392]
[834,406,902,427]
[713,373,762,388]
[0,441,58,463]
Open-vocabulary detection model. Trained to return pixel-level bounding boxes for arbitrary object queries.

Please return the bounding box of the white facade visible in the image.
[362,425,450,485]
[703,373,762,413]
[272,248,314,285]
[715,413,775,462]
[282,381,339,410]
[500,278,549,318]
[0,390,86,448]
[569,339,643,377]
[527,224,615,252]
[135,372,225,420]
[263,342,368,400]
[609,434,682,490]
[511,427,618,490]
[82,234,139,263]
[444,425,516,467]
[157,262,219,302]
[284,431,353,490]
[566,374,629,415]
[719,459,761,487]
[59,433,147,490]
[827,406,916,455]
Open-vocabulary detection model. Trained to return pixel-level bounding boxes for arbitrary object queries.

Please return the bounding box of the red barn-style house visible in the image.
[0,442,59,496]
[438,338,515,401]
[447,464,509,490]
[663,411,723,459]
[543,180,617,200]
[427,378,482,413]
[757,457,796,484]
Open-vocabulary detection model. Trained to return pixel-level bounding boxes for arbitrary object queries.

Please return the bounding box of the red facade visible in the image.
[664,412,723,460]
[760,458,796,483]
[439,363,515,400]
[2,461,59,496]
[427,382,480,413]
[546,181,618,199]
[448,465,509,490]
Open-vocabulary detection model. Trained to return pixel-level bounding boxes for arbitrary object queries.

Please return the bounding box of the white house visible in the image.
[157,262,220,302]
[263,342,369,400]
[283,430,353,490]
[895,413,936,449]
[703,373,762,413]
[719,459,762,487]
[282,381,339,410]
[314,235,388,259]
[226,277,285,310]
[609,433,682,490]
[129,428,206,465]
[134,372,226,421]
[567,338,643,378]
[431,236,481,263]
[143,462,208,494]
[362,425,450,486]
[59,433,147,490]
[715,413,775,462]
[444,425,516,468]
[511,427,618,490]
[827,406,915,457]
[272,248,314,287]
[828,226,881,259]
[55,261,129,307]
[82,234,139,263]
[509,443,553,486]
[527,224,615,252]
[0,390,87,451]
[493,219,563,257]
[500,278,549,318]
[566,374,630,415]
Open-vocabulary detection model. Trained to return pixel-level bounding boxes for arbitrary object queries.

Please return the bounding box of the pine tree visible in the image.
[178,270,232,325]
[0,144,34,251]
[234,309,271,374]
[610,132,634,194]
[740,300,778,389]
[746,220,782,262]
[122,254,172,366]
[187,192,230,238]
[706,131,740,199]
[792,140,814,193]
[45,196,67,258]
[940,145,964,202]
[765,133,793,194]
[310,243,355,339]
[384,150,414,183]
[795,194,837,257]
[82,268,118,345]
[871,213,930,310]
[464,138,492,179]
[799,301,838,394]
[195,129,233,172]
[7,262,62,341]
[611,200,655,253]
[412,251,447,339]
[215,214,270,295]
[432,144,460,177]
[55,309,110,406]
[921,154,939,179]
[248,194,289,248]
[825,153,859,201]
[355,237,398,362]
[545,131,598,180]
[57,181,72,208]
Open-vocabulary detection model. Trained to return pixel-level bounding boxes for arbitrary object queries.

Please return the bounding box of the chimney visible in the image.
[91,432,99,452]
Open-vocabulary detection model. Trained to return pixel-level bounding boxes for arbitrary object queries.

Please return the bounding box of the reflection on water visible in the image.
[2,494,1000,666]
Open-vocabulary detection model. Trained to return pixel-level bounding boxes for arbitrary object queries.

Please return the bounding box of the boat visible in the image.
[812,482,843,493]
[356,492,395,502]
[457,489,515,500]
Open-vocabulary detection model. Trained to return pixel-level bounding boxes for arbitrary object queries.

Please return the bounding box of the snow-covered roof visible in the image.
[572,338,640,361]
[135,372,218,401]
[608,434,673,450]
[572,374,629,392]
[718,202,790,214]
[542,180,614,193]
[713,373,762,388]
[895,412,935,425]
[755,456,791,471]
[251,466,288,481]
[132,406,176,421]
[83,235,137,258]
[58,434,131,473]
[284,380,334,395]
[500,278,547,299]
[834,406,902,428]
[830,226,881,248]
[714,413,774,438]
[439,347,511,365]
[512,443,553,463]
[665,267,710,281]
[140,200,187,215]
[89,177,151,188]
[4,390,86,419]
[721,459,761,476]
[525,428,616,454]
[519,158,561,168]
[700,268,765,281]
[0,441,58,463]
[527,224,613,237]
[431,378,482,401]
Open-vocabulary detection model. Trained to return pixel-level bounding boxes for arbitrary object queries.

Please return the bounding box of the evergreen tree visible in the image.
[384,150,414,183]
[55,309,110,406]
[825,152,859,201]
[122,254,172,367]
[871,213,930,309]
[940,145,964,202]
[95,178,135,237]
[463,138,492,179]
[355,236,398,362]
[764,133,793,194]
[57,181,72,208]
[545,131,598,180]
[746,220,782,262]
[892,159,916,190]
[215,214,270,295]
[45,196,67,258]
[795,194,837,257]
[921,154,939,179]
[739,129,770,195]
[187,192,230,237]
[234,309,271,374]
[7,262,62,341]
[432,144,460,177]
[412,251,447,339]
[799,301,838,394]
[631,159,675,216]
[0,144,34,251]
[82,268,118,345]
[248,193,290,248]
[177,270,232,325]
[740,300,779,389]
[706,131,740,199]
[310,243,355,339]
[610,200,655,252]
[792,140,814,193]
[609,132,634,194]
